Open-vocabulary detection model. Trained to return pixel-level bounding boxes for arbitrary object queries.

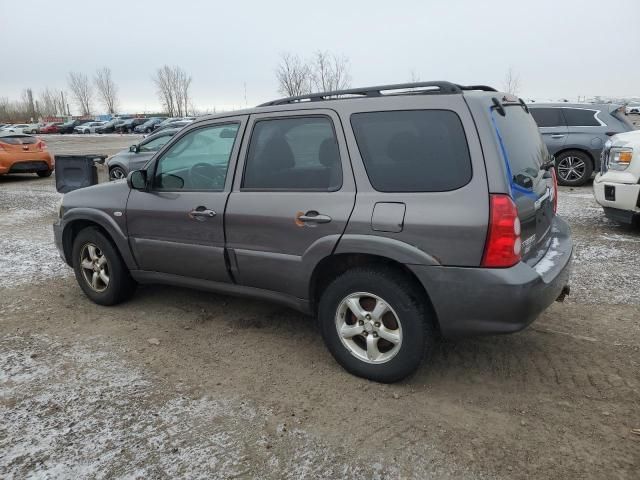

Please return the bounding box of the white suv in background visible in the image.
[594,130,640,226]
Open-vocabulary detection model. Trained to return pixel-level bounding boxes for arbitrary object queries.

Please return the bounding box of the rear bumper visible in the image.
[409,216,573,338]
[0,152,54,174]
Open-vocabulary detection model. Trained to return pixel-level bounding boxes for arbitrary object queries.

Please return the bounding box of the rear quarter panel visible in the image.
[335,94,490,266]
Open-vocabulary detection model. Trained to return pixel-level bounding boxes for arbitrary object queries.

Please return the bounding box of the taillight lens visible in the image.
[37,140,47,150]
[481,194,521,268]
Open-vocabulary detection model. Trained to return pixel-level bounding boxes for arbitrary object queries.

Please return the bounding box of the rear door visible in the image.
[225,109,355,299]
[529,107,567,155]
[491,104,555,264]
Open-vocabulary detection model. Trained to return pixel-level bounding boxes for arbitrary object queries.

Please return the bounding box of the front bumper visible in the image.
[593,175,640,224]
[53,220,67,264]
[409,216,573,338]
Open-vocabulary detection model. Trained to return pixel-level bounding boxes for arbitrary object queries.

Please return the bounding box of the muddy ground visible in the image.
[1,135,639,479]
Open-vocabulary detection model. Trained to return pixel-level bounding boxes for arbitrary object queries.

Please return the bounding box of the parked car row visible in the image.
[0,116,196,135]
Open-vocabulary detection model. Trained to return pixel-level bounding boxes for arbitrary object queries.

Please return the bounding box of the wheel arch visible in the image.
[308,252,441,335]
[61,212,137,270]
[554,147,596,167]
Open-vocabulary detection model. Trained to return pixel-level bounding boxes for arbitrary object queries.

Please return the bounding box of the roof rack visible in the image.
[258,81,497,106]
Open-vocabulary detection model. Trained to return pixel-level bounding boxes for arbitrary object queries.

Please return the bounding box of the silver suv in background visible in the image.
[54,82,573,382]
[528,103,634,186]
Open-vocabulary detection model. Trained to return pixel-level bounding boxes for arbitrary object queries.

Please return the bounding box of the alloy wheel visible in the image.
[557,156,586,182]
[80,243,110,292]
[335,292,402,364]
[109,167,127,180]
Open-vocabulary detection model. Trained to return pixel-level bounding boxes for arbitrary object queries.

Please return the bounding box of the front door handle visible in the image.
[550,134,565,139]
[296,211,332,225]
[189,207,216,220]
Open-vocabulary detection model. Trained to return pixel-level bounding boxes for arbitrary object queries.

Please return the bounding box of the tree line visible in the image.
[0,65,192,122]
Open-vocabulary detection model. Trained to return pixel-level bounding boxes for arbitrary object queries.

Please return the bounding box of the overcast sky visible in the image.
[1,0,639,115]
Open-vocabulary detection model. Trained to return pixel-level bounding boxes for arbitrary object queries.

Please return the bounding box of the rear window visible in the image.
[530,108,565,127]
[611,107,635,131]
[491,105,549,189]
[0,135,37,145]
[350,110,472,192]
[562,108,600,127]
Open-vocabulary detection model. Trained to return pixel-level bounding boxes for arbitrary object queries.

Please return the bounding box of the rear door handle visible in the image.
[550,134,565,139]
[297,211,332,224]
[189,208,216,220]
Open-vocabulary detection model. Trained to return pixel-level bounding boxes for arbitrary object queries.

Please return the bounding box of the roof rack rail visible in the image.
[259,81,497,107]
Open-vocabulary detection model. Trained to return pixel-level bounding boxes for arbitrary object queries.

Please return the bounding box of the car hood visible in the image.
[63,178,130,211]
[609,129,640,148]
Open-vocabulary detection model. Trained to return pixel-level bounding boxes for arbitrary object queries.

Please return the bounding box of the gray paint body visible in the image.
[54,89,573,337]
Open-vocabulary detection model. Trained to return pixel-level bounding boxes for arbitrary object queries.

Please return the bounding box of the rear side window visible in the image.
[350,110,471,192]
[243,116,342,191]
[530,108,566,127]
[562,108,601,127]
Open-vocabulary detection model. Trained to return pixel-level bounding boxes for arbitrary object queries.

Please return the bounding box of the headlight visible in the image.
[608,147,633,171]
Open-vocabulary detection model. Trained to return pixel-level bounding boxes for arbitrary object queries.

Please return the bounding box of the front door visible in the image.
[225,110,356,299]
[126,117,246,282]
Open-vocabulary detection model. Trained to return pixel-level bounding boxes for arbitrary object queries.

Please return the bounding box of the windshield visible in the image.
[491,104,549,190]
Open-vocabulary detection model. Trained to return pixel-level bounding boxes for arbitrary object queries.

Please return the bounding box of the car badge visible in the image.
[22,145,29,151]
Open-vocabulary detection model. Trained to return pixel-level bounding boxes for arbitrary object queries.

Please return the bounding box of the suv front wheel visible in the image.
[555,150,593,186]
[318,267,434,383]
[72,227,136,305]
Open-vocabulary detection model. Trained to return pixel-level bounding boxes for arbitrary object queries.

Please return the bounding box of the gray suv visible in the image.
[53,82,573,382]
[529,103,634,186]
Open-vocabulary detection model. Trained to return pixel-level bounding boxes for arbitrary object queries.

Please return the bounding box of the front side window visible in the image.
[153,123,239,191]
[562,108,601,127]
[350,110,472,192]
[530,108,566,128]
[139,133,173,152]
[243,116,342,191]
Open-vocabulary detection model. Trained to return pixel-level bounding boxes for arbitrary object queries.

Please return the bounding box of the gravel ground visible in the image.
[1,135,639,479]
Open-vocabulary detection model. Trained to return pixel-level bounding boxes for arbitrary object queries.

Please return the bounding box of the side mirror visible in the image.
[127,170,147,190]
[129,144,139,153]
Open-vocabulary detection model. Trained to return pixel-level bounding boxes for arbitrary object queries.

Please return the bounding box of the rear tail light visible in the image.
[481,194,521,268]
[37,140,47,150]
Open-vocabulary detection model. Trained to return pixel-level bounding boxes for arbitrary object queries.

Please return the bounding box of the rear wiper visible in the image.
[541,157,555,171]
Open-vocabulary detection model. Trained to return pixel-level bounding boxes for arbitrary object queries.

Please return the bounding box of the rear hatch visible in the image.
[0,134,41,154]
[491,102,556,264]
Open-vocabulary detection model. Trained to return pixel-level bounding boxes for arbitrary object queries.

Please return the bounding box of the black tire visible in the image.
[37,169,52,178]
[30,129,37,134]
[318,267,435,383]
[144,127,151,134]
[555,150,593,186]
[109,166,127,181]
[72,227,136,305]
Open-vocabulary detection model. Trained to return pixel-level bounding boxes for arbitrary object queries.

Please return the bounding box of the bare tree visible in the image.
[94,67,118,114]
[21,89,36,120]
[275,53,312,97]
[408,69,421,83]
[310,51,351,92]
[153,65,192,116]
[67,72,93,115]
[502,67,521,96]
[38,89,59,117]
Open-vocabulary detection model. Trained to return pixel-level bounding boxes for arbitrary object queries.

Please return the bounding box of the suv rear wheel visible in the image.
[72,227,136,305]
[555,150,593,186]
[318,267,434,383]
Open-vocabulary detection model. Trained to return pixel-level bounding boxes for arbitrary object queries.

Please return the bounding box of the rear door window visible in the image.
[530,108,566,127]
[350,110,472,192]
[562,108,601,127]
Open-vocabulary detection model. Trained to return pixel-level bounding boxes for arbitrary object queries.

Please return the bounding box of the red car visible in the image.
[39,122,61,134]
